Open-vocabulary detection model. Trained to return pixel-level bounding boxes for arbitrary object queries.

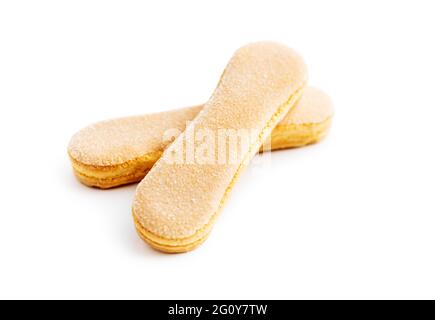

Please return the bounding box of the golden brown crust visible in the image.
[69,151,161,188]
[269,117,332,151]
[133,214,210,253]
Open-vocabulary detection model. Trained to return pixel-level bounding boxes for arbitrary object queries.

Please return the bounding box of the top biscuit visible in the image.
[133,42,308,242]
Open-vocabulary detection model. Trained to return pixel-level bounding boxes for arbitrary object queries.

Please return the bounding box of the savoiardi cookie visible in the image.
[132,42,308,252]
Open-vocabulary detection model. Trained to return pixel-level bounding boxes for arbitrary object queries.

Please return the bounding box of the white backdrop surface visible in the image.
[0,1,434,299]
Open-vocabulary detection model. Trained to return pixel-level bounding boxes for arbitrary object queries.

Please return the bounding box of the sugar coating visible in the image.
[133,42,308,240]
[68,106,202,166]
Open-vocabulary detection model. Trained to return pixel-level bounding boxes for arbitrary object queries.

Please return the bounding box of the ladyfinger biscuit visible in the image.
[133,42,308,253]
[68,87,333,189]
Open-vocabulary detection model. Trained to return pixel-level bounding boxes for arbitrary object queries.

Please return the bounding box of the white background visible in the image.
[0,0,434,300]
